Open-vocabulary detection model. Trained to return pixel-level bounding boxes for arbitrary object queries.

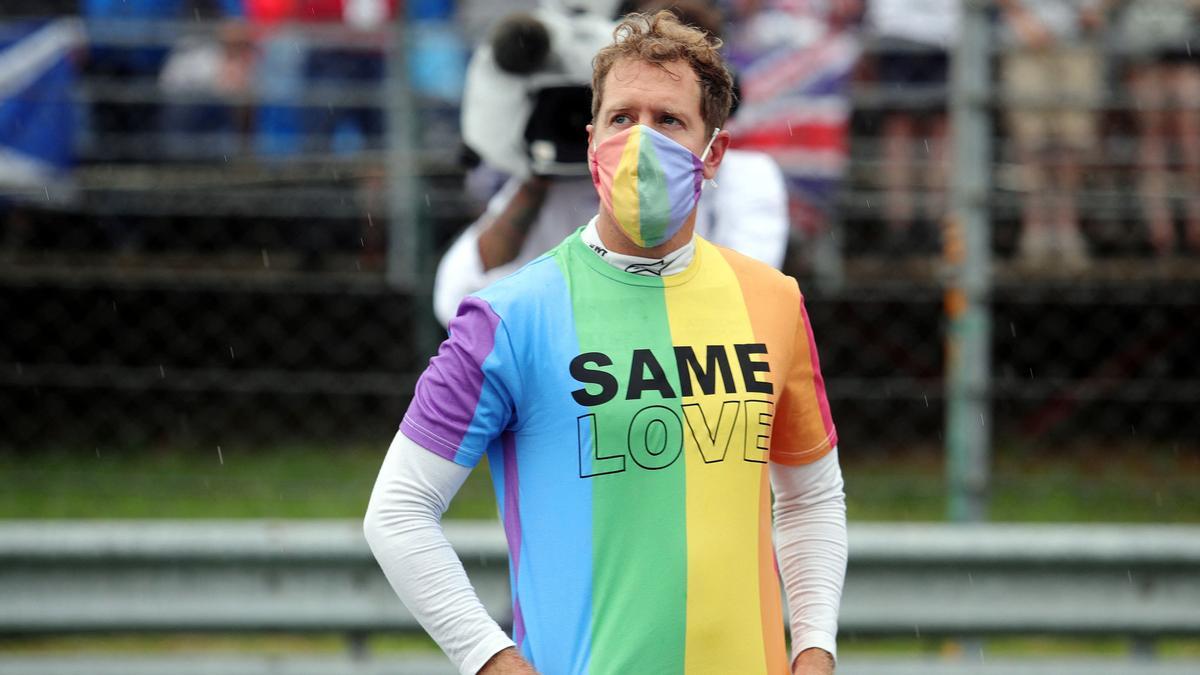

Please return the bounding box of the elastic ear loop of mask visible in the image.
[701,127,720,189]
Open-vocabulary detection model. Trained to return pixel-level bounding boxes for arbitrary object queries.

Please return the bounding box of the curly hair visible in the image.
[591,10,734,135]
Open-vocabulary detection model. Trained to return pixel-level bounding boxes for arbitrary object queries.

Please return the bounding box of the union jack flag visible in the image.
[726,3,860,237]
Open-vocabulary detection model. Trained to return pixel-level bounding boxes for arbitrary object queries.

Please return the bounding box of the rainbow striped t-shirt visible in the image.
[401,229,837,675]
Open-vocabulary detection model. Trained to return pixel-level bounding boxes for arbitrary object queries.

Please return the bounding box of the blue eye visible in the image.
[612,114,631,125]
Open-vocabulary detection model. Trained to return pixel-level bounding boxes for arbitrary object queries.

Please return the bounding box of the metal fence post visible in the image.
[944,0,994,523]
[385,19,444,362]
[385,20,421,292]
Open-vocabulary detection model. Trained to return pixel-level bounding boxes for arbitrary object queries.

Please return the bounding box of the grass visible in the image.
[843,442,1200,523]
[1,440,1196,522]
[0,443,498,520]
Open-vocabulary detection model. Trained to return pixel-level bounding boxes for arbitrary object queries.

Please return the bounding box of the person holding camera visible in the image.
[432,2,789,327]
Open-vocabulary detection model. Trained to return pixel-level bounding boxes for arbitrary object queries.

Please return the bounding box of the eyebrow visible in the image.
[603,104,695,121]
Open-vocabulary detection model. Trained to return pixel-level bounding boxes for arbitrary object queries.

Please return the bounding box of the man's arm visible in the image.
[771,448,848,675]
[363,431,536,675]
[477,176,551,270]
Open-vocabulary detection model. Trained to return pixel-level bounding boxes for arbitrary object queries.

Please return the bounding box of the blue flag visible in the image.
[0,19,84,194]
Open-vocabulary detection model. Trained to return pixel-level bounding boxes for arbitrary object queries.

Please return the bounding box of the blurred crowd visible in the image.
[1,0,1199,265]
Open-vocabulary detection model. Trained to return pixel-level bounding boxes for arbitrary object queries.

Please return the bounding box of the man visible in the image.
[365,11,846,675]
[434,0,789,327]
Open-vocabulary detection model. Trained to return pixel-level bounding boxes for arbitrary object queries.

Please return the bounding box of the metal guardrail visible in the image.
[3,521,1200,636]
[2,521,1199,674]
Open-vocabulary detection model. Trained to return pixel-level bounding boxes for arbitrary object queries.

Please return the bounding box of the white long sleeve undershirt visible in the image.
[364,431,847,674]
[363,432,516,675]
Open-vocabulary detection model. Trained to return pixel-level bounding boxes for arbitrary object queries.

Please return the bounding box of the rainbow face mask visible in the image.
[589,124,719,248]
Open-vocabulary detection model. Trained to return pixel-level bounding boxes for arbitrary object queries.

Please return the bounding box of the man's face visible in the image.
[588,58,725,180]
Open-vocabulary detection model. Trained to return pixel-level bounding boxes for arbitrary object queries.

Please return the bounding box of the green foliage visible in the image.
[1,442,1196,522]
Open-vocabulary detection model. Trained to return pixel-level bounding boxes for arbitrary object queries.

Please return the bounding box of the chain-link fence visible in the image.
[1,1,1197,477]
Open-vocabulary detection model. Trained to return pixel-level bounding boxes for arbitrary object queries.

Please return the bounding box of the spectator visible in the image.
[304,0,398,155]
[245,0,397,157]
[865,0,960,254]
[1114,0,1200,255]
[721,0,863,271]
[159,17,256,161]
[434,0,790,327]
[997,0,1105,268]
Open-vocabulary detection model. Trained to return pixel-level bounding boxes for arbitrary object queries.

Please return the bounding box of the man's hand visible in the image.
[792,647,835,675]
[478,647,539,675]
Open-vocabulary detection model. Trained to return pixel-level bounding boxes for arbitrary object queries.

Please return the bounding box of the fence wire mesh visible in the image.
[1,1,1197,468]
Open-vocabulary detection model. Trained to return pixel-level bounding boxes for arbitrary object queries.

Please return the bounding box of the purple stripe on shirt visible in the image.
[400,297,501,462]
[502,430,527,645]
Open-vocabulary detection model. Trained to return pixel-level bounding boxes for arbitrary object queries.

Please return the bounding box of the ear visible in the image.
[701,130,731,180]
[700,128,729,178]
[586,123,595,150]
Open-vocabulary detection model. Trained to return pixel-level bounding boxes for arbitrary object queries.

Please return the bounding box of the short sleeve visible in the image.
[400,296,521,468]
[770,293,838,466]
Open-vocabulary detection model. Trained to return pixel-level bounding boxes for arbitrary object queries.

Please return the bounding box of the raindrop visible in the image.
[217,446,224,465]
[1131,424,1136,436]
[355,260,362,271]
[923,394,929,407]
[424,193,432,207]
[1029,368,1034,379]
[229,345,236,360]
[360,237,365,248]
[967,573,974,586]
[1010,322,1015,337]
[979,413,985,428]
[262,249,271,268]
[1188,41,1192,57]
[1127,570,1133,585]
[914,625,921,638]
[159,364,166,379]
[924,139,930,155]
[43,185,49,201]
[367,212,374,228]
[112,300,117,312]
[95,447,101,458]
[786,119,794,136]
